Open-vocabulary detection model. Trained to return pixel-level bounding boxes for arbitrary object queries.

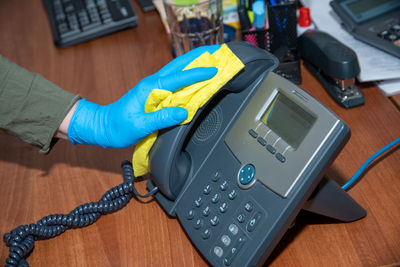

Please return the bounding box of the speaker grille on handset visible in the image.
[193,106,223,144]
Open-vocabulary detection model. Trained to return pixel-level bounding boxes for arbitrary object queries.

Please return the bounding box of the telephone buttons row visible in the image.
[248,128,286,163]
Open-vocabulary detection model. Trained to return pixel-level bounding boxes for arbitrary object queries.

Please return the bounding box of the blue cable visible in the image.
[342,137,400,190]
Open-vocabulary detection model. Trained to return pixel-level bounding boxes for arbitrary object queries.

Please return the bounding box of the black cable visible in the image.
[3,160,158,267]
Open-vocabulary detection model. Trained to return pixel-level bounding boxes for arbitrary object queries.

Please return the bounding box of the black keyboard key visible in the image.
[58,23,69,34]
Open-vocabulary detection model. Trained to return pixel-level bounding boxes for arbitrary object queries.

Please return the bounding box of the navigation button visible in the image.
[238,164,255,186]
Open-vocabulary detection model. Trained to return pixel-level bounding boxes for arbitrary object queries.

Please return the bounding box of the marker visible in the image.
[252,0,265,29]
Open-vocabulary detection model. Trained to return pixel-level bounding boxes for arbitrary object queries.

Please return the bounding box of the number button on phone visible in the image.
[220,181,228,191]
[210,215,219,226]
[211,193,220,204]
[212,170,222,182]
[202,228,211,239]
[228,189,237,200]
[194,196,202,207]
[194,218,204,229]
[202,206,211,217]
[203,184,212,195]
[219,202,228,213]
[186,210,195,220]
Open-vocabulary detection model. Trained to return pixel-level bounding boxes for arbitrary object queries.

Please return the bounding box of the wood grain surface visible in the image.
[1,1,399,266]
[392,95,400,110]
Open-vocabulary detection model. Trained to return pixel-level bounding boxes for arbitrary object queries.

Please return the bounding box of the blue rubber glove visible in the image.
[68,45,220,148]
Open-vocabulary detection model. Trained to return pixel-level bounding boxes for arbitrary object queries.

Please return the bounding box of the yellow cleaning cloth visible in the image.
[132,44,245,176]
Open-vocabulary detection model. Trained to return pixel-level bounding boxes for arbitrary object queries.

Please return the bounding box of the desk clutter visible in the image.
[238,0,302,85]
[1,1,400,266]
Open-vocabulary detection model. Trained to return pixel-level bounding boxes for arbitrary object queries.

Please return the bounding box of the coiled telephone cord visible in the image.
[3,161,158,267]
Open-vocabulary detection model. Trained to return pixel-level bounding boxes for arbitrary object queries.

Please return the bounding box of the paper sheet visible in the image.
[303,0,400,83]
[376,79,400,96]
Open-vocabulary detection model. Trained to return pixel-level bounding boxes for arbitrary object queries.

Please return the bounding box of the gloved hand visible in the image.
[68,45,220,148]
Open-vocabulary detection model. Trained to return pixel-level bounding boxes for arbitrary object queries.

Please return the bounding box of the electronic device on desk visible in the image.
[330,0,400,58]
[42,0,138,48]
[299,30,364,109]
[136,0,155,12]
[3,41,368,267]
[147,41,366,266]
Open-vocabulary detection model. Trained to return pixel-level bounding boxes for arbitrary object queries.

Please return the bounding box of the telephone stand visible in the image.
[302,177,366,222]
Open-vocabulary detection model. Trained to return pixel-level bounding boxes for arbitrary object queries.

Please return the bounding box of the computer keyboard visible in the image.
[42,0,138,48]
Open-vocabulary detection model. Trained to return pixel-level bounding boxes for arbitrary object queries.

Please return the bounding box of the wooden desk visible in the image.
[392,94,400,110]
[1,1,399,266]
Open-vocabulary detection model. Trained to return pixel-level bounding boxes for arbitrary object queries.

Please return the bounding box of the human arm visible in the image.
[1,45,220,151]
[0,55,81,153]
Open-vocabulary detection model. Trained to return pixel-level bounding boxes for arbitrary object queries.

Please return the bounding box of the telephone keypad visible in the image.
[183,168,267,266]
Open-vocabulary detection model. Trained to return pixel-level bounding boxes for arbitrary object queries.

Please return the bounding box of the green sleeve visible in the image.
[0,55,81,153]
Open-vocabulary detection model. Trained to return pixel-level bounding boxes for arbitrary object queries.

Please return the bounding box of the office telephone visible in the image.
[4,41,366,267]
[146,41,366,266]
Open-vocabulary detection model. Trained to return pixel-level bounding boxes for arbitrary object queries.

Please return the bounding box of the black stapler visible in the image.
[299,30,364,108]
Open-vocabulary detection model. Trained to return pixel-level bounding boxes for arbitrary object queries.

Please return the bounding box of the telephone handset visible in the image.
[149,41,279,201]
[146,41,363,266]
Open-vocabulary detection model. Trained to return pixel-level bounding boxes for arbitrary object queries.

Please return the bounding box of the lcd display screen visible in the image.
[261,92,316,149]
[346,0,392,16]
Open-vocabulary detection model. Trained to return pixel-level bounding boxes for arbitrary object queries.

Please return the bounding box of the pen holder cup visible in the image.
[241,28,270,50]
[267,2,297,52]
